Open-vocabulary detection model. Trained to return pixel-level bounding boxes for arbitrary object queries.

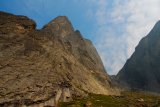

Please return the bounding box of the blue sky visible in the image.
[0,0,160,75]
[0,0,96,40]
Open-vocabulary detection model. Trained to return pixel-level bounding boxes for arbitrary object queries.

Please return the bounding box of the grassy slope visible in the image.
[59,91,160,107]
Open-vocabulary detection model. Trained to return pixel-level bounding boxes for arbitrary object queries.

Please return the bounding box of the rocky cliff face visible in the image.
[0,11,118,107]
[117,21,160,93]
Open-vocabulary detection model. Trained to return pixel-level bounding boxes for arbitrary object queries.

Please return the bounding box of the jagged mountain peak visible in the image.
[0,11,118,106]
[117,20,160,93]
[43,16,74,37]
[53,16,71,24]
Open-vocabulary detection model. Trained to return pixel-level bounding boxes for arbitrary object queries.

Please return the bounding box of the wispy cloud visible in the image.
[87,0,160,75]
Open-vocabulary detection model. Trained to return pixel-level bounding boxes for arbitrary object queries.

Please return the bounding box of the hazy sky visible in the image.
[0,0,160,75]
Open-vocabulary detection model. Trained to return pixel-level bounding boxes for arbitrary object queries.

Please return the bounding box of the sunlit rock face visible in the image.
[117,21,160,93]
[43,16,74,38]
[0,11,118,107]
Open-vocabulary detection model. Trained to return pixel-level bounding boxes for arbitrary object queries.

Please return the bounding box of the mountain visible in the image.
[0,11,118,107]
[117,21,160,93]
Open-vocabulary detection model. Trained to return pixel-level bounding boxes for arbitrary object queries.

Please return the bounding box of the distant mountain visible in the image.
[117,21,160,93]
[0,11,118,107]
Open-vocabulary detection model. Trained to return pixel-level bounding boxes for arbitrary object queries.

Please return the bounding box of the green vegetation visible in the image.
[59,91,160,107]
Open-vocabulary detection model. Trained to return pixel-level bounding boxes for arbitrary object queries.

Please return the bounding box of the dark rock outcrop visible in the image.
[117,21,160,93]
[0,11,118,107]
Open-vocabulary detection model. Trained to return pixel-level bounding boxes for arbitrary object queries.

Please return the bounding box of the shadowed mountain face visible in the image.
[117,21,160,93]
[0,11,118,107]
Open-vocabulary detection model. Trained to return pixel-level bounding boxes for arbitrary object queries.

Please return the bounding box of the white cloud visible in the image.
[87,0,160,75]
